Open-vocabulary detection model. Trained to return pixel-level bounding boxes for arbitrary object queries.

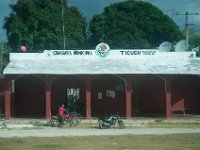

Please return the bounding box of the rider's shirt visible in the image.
[58,106,66,117]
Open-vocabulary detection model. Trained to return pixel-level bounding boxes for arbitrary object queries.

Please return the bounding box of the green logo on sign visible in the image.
[95,43,110,58]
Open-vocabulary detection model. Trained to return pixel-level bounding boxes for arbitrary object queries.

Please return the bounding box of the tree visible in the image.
[89,0,183,49]
[3,0,87,52]
[190,35,200,56]
[188,28,200,56]
[0,42,12,74]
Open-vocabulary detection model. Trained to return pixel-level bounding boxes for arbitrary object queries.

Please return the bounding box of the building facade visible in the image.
[2,45,200,119]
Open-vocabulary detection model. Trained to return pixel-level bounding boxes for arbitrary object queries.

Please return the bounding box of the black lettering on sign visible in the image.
[74,51,88,55]
[142,50,156,55]
[120,51,125,55]
[120,50,142,55]
[53,51,72,55]
[85,51,92,55]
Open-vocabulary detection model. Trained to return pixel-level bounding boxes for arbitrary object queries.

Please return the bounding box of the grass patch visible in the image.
[145,122,200,128]
[0,133,200,150]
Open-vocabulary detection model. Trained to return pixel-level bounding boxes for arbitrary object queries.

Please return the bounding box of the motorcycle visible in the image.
[50,113,79,127]
[98,114,125,129]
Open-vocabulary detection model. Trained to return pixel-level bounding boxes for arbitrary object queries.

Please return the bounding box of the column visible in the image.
[4,76,11,120]
[165,78,172,118]
[85,79,91,119]
[125,78,132,119]
[45,78,51,119]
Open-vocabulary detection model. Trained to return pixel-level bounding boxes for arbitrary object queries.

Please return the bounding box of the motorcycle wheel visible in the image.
[99,120,106,129]
[75,113,82,124]
[50,119,60,127]
[69,118,78,127]
[69,112,82,125]
[118,120,125,129]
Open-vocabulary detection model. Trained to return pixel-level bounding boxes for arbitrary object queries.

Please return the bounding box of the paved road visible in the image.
[0,128,200,138]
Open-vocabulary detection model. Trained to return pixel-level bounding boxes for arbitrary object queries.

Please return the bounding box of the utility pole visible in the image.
[61,0,65,50]
[176,11,199,45]
[0,41,4,75]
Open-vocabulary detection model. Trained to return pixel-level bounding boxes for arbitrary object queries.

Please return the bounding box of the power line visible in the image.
[176,11,199,45]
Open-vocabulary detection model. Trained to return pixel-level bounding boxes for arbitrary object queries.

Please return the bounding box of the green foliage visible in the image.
[89,0,183,48]
[189,35,200,56]
[3,0,87,52]
[0,42,11,73]
[187,28,200,57]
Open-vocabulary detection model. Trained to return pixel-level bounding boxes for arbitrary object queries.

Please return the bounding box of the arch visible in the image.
[14,75,45,118]
[131,75,166,117]
[91,74,126,117]
[171,75,200,115]
[51,75,86,116]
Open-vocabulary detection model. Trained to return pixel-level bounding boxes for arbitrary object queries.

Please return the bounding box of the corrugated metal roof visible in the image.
[3,50,200,75]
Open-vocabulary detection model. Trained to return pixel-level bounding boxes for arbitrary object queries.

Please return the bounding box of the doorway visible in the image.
[66,88,79,112]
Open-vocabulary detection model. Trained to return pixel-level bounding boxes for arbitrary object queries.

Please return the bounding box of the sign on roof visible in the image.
[9,42,196,61]
[3,43,200,75]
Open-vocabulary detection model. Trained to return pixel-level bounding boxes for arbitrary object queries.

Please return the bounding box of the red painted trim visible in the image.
[4,77,11,120]
[79,76,94,119]
[85,79,91,119]
[125,78,132,119]
[126,83,131,119]
[165,79,172,118]
[45,79,51,119]
[166,92,171,118]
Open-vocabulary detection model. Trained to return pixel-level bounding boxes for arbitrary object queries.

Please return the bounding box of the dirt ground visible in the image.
[0,128,200,138]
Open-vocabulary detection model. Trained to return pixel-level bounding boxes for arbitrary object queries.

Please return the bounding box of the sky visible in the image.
[0,0,200,41]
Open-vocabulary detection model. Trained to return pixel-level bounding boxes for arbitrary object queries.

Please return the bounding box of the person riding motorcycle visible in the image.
[58,104,70,125]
